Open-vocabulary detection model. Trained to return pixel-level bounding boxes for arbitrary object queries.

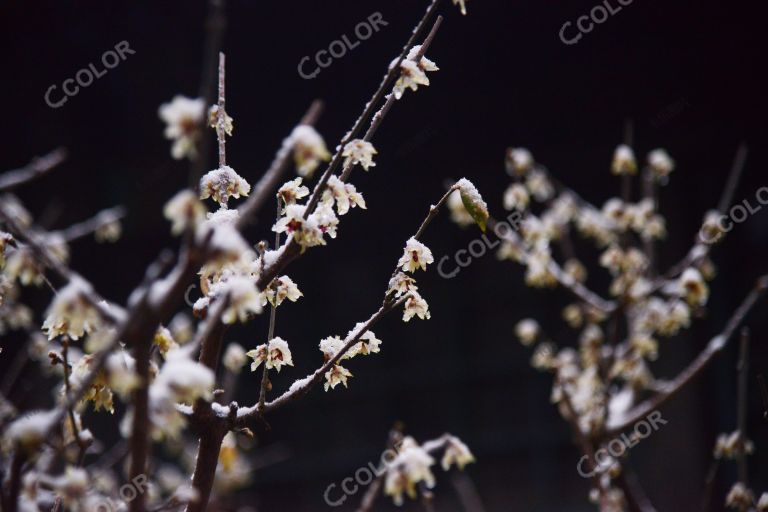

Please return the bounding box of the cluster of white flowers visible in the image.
[247,337,294,372]
[392,237,434,321]
[318,324,383,391]
[384,434,474,505]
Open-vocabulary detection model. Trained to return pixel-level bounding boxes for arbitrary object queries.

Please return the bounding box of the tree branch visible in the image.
[0,148,67,192]
[605,274,768,436]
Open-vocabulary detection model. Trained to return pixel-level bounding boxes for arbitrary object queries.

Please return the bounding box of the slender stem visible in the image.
[58,206,126,242]
[717,142,748,214]
[216,52,227,168]
[0,147,67,192]
[737,328,749,485]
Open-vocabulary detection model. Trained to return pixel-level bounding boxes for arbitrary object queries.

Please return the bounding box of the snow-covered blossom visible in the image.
[4,247,44,286]
[290,125,331,178]
[393,46,438,99]
[70,355,114,413]
[700,210,726,244]
[515,319,540,346]
[158,96,205,160]
[154,349,215,404]
[441,436,475,470]
[398,238,434,273]
[355,330,382,356]
[199,165,251,207]
[247,337,294,372]
[277,177,309,208]
[319,335,347,361]
[2,409,58,453]
[564,259,587,283]
[42,278,100,340]
[324,364,353,391]
[342,139,378,171]
[273,204,326,250]
[222,343,247,374]
[726,482,754,511]
[611,144,637,175]
[403,291,430,321]
[384,437,436,505]
[387,272,418,298]
[602,198,631,231]
[576,207,617,247]
[446,190,475,227]
[506,147,535,176]
[503,183,530,211]
[51,467,89,510]
[647,149,675,179]
[321,175,366,215]
[262,275,303,308]
[164,190,207,235]
[106,350,140,398]
[209,275,263,324]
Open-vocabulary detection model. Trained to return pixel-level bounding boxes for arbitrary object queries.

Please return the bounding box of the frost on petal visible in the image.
[397,238,434,273]
[2,409,58,453]
[247,337,293,372]
[342,139,378,171]
[387,272,418,298]
[277,177,310,209]
[263,275,303,307]
[441,436,475,470]
[209,275,263,324]
[324,364,353,391]
[42,278,101,340]
[273,204,326,250]
[403,292,431,322]
[199,165,251,207]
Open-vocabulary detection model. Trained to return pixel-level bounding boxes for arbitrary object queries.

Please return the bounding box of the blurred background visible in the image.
[1,0,767,510]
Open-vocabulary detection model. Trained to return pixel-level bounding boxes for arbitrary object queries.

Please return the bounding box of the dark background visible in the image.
[1,0,768,510]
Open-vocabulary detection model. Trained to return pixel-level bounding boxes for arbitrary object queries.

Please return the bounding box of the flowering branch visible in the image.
[605,274,768,436]
[57,206,126,242]
[0,147,67,192]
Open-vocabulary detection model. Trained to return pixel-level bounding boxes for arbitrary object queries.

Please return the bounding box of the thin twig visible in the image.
[737,328,749,486]
[0,148,67,192]
[57,206,127,242]
[215,52,227,168]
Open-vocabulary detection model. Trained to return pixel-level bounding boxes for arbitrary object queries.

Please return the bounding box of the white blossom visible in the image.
[209,275,263,324]
[277,177,309,208]
[515,319,540,346]
[611,144,637,176]
[398,238,434,273]
[384,437,436,505]
[164,190,207,235]
[507,147,534,176]
[42,278,100,340]
[324,364,353,391]
[263,275,303,307]
[503,183,530,211]
[158,96,205,160]
[342,139,378,171]
[647,149,675,179]
[441,436,475,470]
[223,343,248,374]
[247,337,294,372]
[290,125,331,178]
[199,165,251,207]
[403,292,430,321]
[321,175,366,215]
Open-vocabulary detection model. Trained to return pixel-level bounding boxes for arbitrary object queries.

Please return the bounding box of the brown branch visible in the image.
[185,424,227,512]
[57,206,126,242]
[190,0,227,187]
[255,6,446,290]
[450,472,488,512]
[605,274,768,436]
[215,52,227,168]
[0,147,67,192]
